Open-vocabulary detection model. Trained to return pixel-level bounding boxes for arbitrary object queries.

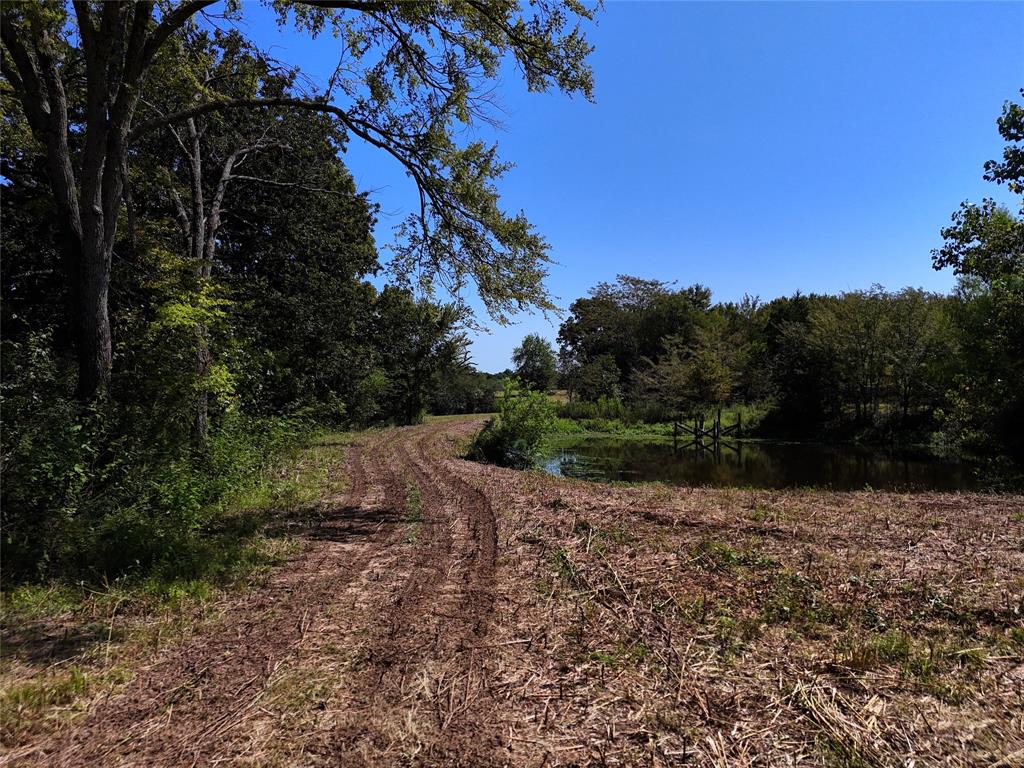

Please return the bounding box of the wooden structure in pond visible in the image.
[672,408,742,456]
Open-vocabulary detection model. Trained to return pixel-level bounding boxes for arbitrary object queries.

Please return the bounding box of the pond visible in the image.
[539,436,985,491]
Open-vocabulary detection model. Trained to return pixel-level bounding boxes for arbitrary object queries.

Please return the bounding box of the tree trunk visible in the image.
[77,241,113,399]
[194,326,211,442]
[1,2,185,403]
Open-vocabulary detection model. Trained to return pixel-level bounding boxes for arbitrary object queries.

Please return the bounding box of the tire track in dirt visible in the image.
[403,421,501,759]
[8,419,504,768]
[327,423,503,765]
[329,422,494,765]
[10,429,407,768]
[411,422,498,629]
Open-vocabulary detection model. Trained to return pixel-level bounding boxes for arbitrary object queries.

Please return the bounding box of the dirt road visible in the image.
[5,416,1024,766]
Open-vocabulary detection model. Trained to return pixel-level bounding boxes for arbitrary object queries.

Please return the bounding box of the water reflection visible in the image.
[540,437,983,491]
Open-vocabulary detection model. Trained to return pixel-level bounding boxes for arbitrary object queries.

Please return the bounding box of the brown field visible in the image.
[2,415,1023,767]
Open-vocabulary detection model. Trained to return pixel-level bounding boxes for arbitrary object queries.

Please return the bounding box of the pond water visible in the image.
[539,436,985,491]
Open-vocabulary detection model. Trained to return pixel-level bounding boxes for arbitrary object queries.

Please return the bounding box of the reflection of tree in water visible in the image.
[540,438,982,491]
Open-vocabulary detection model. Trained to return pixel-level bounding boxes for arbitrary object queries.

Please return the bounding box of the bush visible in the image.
[0,332,309,582]
[469,379,555,468]
[558,395,631,422]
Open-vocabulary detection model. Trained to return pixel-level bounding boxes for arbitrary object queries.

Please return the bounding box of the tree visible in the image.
[805,288,890,423]
[932,90,1024,455]
[557,275,711,395]
[575,354,621,402]
[886,289,954,421]
[512,333,556,391]
[632,324,732,419]
[373,287,467,425]
[1,0,596,401]
[715,295,770,404]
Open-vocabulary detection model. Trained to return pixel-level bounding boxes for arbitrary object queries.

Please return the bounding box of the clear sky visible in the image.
[237,1,1024,373]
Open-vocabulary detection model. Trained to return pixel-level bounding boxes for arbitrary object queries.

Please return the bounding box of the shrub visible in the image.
[558,396,631,422]
[469,379,555,468]
[0,332,309,582]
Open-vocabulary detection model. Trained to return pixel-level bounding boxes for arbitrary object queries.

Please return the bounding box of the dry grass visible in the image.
[3,418,1021,767]
[461,456,1024,767]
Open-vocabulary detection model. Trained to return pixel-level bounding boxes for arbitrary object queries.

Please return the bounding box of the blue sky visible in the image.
[238,1,1024,372]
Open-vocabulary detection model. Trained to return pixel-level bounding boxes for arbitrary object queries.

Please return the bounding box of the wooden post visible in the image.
[737,411,742,438]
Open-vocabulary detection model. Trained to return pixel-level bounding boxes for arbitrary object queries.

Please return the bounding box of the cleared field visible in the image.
[2,415,1022,766]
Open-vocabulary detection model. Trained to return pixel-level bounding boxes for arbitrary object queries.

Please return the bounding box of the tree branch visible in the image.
[128,97,432,206]
[291,1,391,11]
[141,0,217,71]
[0,13,49,132]
[226,174,359,196]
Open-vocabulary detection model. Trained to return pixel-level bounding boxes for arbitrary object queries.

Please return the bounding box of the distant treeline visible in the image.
[545,91,1024,459]
[552,276,1021,456]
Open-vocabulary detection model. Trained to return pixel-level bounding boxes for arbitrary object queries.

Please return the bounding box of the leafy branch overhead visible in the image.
[0,0,597,399]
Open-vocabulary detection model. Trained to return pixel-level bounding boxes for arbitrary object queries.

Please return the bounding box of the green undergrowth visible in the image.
[1,431,354,630]
[468,380,555,468]
[1,431,354,744]
[551,401,768,438]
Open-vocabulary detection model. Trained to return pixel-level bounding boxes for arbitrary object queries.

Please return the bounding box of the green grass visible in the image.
[687,538,778,573]
[550,401,770,439]
[833,628,992,703]
[403,479,423,543]
[1,431,354,643]
[0,666,90,737]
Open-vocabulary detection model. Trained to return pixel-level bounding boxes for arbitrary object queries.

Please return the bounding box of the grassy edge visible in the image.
[0,430,357,745]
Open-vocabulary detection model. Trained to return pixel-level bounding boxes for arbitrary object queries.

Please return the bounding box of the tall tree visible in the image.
[1,0,595,401]
[933,90,1024,455]
[558,275,711,393]
[373,287,467,425]
[512,333,557,391]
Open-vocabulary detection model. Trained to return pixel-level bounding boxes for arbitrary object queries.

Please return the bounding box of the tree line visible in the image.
[512,93,1023,461]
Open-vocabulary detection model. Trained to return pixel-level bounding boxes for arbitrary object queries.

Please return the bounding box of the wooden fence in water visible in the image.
[672,408,742,456]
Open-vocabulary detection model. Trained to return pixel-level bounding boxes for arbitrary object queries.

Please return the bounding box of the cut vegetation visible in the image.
[3,417,1021,766]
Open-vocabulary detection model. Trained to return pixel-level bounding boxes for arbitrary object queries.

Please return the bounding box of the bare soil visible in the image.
[3,416,1023,767]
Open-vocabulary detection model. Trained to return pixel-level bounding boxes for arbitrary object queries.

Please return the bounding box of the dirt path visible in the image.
[9,418,503,767]
[5,416,1024,767]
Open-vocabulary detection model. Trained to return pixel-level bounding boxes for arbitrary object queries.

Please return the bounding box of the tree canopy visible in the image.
[512,333,557,391]
[1,0,596,399]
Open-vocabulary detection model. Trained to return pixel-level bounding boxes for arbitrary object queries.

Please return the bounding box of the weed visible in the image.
[0,666,90,737]
[552,548,585,589]
[748,504,788,524]
[761,571,837,632]
[689,539,743,571]
[573,519,633,554]
[817,734,873,768]
[404,480,423,543]
[1,584,81,620]
[1009,626,1024,648]
[839,630,912,671]
[688,538,775,572]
